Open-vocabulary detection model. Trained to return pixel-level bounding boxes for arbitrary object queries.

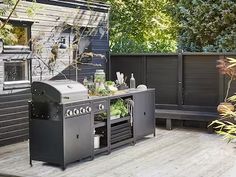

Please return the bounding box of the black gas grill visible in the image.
[29,80,94,169]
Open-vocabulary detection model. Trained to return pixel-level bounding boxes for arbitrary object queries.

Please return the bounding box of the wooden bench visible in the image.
[155,109,218,132]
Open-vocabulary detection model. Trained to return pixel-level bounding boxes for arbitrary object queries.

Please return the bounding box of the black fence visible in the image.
[109,53,236,112]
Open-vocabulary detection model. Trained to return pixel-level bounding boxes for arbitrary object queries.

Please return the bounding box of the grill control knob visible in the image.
[80,107,86,114]
[66,109,73,117]
[73,109,79,115]
[86,106,92,113]
[98,104,105,110]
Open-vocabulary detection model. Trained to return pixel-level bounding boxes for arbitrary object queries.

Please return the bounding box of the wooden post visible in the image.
[142,54,147,85]
[177,52,183,109]
[166,119,172,130]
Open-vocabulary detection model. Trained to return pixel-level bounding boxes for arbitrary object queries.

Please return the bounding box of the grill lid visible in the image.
[32,80,88,103]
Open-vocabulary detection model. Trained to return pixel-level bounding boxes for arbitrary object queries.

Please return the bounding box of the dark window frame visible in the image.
[3,59,31,90]
[5,20,32,49]
[1,18,33,90]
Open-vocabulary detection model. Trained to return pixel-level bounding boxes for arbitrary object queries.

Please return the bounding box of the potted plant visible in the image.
[216,57,236,115]
[210,57,236,141]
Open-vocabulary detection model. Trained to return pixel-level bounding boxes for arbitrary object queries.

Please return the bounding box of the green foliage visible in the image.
[175,0,236,52]
[0,0,17,43]
[0,0,17,44]
[0,0,41,44]
[211,57,236,142]
[110,99,128,117]
[106,0,177,53]
[0,24,18,44]
[210,120,236,142]
[26,0,43,18]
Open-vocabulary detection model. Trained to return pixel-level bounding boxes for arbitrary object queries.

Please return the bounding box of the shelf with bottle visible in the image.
[94,126,108,152]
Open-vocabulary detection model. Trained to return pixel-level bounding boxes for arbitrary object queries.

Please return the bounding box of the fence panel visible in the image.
[183,55,219,106]
[110,55,145,85]
[110,53,236,109]
[146,55,178,105]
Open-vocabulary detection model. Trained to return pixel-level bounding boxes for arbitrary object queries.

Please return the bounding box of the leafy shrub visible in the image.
[175,0,236,52]
[107,0,177,53]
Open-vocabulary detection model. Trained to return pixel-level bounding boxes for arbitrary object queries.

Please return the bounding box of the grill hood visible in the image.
[32,80,88,103]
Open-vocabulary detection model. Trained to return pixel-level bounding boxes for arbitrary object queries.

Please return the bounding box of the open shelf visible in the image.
[94,121,106,128]
[110,116,130,124]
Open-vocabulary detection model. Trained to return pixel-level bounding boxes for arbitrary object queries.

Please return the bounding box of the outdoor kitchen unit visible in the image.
[29,80,93,169]
[29,80,155,170]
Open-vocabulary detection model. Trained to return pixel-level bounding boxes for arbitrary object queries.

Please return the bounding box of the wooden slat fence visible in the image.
[110,53,236,112]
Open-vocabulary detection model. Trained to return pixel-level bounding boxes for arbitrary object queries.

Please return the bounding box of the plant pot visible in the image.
[117,84,128,90]
[217,102,234,114]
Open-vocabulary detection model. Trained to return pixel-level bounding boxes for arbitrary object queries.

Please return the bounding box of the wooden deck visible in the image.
[0,128,236,177]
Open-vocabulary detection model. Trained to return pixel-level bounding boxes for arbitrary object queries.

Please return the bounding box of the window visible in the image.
[1,18,32,47]
[4,61,27,81]
[6,25,29,46]
[3,60,30,90]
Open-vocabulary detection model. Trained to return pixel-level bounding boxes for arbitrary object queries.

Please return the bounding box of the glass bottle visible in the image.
[130,73,136,89]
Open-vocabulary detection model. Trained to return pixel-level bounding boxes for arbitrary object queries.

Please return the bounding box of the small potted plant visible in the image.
[210,57,236,141]
[115,72,128,90]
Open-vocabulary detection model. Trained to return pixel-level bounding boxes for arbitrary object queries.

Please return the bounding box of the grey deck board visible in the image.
[0,128,236,177]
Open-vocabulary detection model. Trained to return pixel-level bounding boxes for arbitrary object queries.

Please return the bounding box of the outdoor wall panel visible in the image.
[146,56,178,105]
[0,0,109,147]
[0,90,31,146]
[183,55,219,106]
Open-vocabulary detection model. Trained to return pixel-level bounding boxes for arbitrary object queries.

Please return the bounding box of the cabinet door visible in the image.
[133,91,155,139]
[64,115,92,164]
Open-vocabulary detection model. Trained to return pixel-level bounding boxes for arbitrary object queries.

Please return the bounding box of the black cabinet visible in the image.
[29,119,63,164]
[64,115,93,165]
[29,103,93,169]
[133,90,155,140]
[29,89,155,169]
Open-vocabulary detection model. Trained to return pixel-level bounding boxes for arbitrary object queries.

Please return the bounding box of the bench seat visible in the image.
[155,109,218,132]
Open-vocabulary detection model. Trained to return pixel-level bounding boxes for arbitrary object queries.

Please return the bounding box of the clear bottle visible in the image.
[130,73,136,89]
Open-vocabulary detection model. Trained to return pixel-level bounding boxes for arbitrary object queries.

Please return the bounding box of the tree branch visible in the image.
[0,0,21,30]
